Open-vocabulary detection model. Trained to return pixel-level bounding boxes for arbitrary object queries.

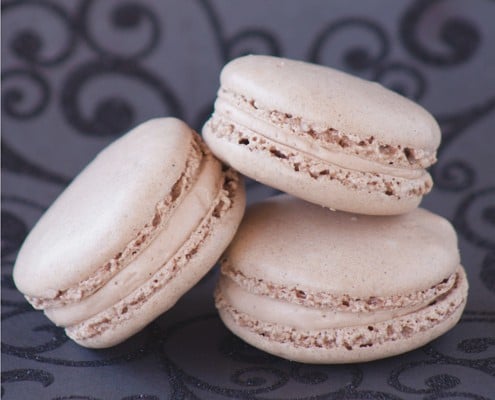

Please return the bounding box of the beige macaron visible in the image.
[215,195,468,364]
[13,118,245,348]
[203,55,441,215]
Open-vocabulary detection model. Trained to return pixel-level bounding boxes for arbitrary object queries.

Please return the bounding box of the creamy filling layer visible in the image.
[65,168,240,341]
[46,153,223,326]
[217,88,436,169]
[206,117,432,199]
[219,276,427,329]
[221,262,457,313]
[215,267,466,350]
[27,134,205,309]
[215,98,426,180]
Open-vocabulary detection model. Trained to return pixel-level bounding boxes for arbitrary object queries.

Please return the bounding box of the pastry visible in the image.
[13,118,245,348]
[203,55,441,215]
[215,195,468,363]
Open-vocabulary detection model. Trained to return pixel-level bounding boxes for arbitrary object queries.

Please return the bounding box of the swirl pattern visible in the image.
[1,69,50,119]
[77,0,161,61]
[61,60,183,136]
[2,0,494,398]
[400,0,481,66]
[309,18,390,72]
[2,0,76,66]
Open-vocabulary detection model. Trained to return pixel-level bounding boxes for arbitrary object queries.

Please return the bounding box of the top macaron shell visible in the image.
[14,118,199,300]
[220,55,440,152]
[203,55,441,215]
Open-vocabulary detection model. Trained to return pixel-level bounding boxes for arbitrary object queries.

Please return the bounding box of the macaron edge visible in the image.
[66,168,246,348]
[215,266,468,364]
[203,123,426,215]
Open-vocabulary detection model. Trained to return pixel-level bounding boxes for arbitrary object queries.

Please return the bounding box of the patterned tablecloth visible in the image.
[2,1,494,399]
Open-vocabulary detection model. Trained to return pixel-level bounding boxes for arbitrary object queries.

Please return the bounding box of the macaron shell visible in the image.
[45,152,224,327]
[224,195,460,298]
[212,95,431,176]
[220,55,441,151]
[14,118,194,298]
[216,267,468,364]
[67,172,246,348]
[202,126,425,215]
[219,275,436,330]
[204,55,440,214]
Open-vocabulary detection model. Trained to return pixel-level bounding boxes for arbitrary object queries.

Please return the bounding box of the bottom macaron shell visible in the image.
[216,267,468,364]
[203,127,424,215]
[66,171,245,348]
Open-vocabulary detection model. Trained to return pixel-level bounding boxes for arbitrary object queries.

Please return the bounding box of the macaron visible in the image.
[203,55,441,215]
[13,118,246,348]
[215,195,468,364]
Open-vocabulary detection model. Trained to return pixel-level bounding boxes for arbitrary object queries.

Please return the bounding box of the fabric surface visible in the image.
[2,0,494,398]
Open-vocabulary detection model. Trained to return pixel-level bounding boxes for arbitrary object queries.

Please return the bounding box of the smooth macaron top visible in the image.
[224,195,460,298]
[220,55,441,152]
[14,118,194,298]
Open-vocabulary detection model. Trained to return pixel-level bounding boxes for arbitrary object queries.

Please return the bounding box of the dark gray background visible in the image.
[2,0,494,398]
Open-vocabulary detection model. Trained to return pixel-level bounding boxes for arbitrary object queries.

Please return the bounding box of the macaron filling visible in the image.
[218,277,430,329]
[216,88,436,169]
[205,116,432,199]
[46,152,225,326]
[64,167,240,341]
[26,133,205,310]
[221,262,457,313]
[215,267,467,351]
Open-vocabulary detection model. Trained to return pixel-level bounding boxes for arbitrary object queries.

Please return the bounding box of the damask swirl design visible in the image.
[432,97,495,192]
[192,0,281,131]
[388,317,495,398]
[1,69,50,119]
[290,364,330,385]
[159,314,417,399]
[61,60,183,136]
[0,303,154,367]
[308,18,390,73]
[454,187,495,250]
[229,367,288,392]
[289,363,362,388]
[400,0,481,66]
[2,0,494,398]
[308,18,427,104]
[160,315,302,398]
[224,30,281,61]
[1,274,159,368]
[437,98,495,149]
[372,63,426,102]
[1,368,53,398]
[462,310,495,324]
[432,160,475,193]
[2,301,67,354]
[198,0,281,62]
[2,0,76,66]
[76,0,160,60]
[160,315,289,398]
[457,337,495,354]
